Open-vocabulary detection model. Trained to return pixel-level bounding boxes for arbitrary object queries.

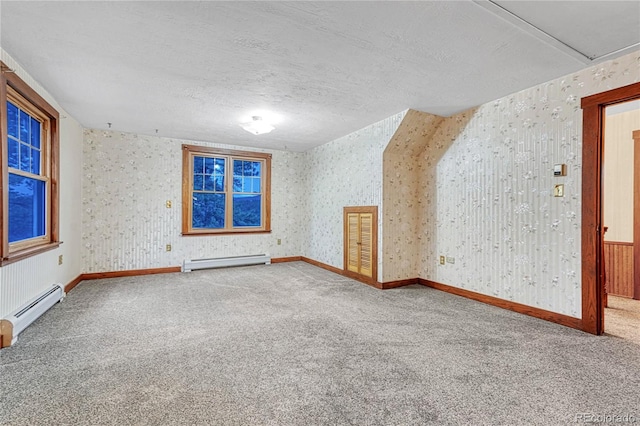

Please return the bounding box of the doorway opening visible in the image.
[581,82,640,335]
[602,100,640,343]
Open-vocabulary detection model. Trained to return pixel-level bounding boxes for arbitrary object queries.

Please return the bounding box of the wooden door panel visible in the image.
[347,213,360,273]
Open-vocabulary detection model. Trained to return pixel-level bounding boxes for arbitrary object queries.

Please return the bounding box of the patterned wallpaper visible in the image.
[382,110,444,282]
[304,111,407,280]
[82,130,307,273]
[0,50,84,319]
[418,51,640,318]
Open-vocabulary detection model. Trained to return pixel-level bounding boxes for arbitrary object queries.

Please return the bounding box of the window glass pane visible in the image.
[30,117,41,149]
[31,149,40,174]
[20,142,31,172]
[233,159,243,176]
[233,176,242,192]
[193,174,203,191]
[193,156,204,174]
[214,176,224,192]
[253,162,261,177]
[7,102,19,138]
[19,110,30,142]
[243,161,253,175]
[8,173,46,243]
[253,177,261,193]
[233,194,261,227]
[204,175,215,191]
[243,177,252,193]
[204,157,215,174]
[8,138,19,169]
[192,193,225,229]
[214,158,225,173]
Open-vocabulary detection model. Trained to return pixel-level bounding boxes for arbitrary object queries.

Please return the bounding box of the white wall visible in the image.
[304,111,406,281]
[418,50,640,318]
[82,130,307,272]
[0,50,84,318]
[603,107,639,242]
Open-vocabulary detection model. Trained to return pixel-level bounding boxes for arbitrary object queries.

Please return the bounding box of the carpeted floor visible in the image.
[1,261,639,425]
[605,295,640,345]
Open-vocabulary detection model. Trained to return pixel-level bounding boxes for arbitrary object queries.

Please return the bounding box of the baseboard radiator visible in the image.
[182,254,271,272]
[0,284,64,348]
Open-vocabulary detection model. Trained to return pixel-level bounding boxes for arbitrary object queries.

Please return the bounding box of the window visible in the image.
[182,144,271,235]
[1,61,60,264]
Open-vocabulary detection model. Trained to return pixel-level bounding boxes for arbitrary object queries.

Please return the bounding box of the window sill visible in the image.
[182,230,272,236]
[1,242,62,266]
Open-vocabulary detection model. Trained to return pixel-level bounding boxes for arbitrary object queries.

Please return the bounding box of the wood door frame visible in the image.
[581,81,640,335]
[343,206,378,284]
[633,130,640,301]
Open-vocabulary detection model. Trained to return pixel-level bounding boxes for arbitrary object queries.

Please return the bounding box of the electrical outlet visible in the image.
[58,255,63,265]
[446,256,455,264]
[166,200,172,208]
[439,256,445,265]
[166,244,172,252]
[277,239,282,245]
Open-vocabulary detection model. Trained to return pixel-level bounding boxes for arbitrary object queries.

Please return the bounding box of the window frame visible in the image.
[181,144,271,235]
[0,62,60,265]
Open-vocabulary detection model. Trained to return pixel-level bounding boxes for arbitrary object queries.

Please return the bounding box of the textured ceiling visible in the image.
[1,1,638,151]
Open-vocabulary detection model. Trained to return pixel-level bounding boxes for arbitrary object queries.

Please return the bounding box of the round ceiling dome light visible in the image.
[240,116,275,135]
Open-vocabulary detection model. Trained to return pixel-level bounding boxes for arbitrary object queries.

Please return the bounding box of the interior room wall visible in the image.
[0,50,84,318]
[382,110,444,282]
[82,130,307,273]
[603,107,639,242]
[304,111,407,281]
[418,50,640,318]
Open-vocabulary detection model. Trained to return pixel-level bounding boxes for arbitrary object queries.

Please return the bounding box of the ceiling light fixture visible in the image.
[240,116,274,135]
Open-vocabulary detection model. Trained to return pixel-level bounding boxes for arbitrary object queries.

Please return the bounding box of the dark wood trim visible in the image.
[634,130,640,300]
[181,144,272,235]
[0,60,60,263]
[0,242,62,266]
[64,274,84,293]
[181,230,272,236]
[271,256,302,263]
[1,70,8,257]
[581,82,640,109]
[301,256,344,276]
[300,256,414,290]
[343,269,382,289]
[581,82,640,334]
[181,144,272,160]
[380,278,419,289]
[81,267,181,280]
[603,241,634,246]
[419,279,583,330]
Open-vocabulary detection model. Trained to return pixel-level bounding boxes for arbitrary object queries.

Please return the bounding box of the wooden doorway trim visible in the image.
[580,81,640,335]
[633,130,640,301]
[343,206,378,284]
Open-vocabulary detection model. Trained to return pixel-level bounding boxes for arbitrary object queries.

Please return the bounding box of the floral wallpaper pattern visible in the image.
[304,112,407,280]
[82,130,307,272]
[383,110,443,282]
[417,51,640,318]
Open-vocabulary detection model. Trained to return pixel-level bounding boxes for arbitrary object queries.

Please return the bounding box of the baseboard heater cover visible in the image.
[182,254,271,272]
[0,284,64,348]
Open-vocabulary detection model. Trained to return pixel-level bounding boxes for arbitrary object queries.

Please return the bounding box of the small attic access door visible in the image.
[344,206,377,282]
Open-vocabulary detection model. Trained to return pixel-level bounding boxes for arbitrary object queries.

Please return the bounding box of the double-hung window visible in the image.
[182,144,271,235]
[1,62,59,264]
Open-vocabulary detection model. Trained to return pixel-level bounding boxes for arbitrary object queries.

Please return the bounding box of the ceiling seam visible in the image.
[473,0,593,64]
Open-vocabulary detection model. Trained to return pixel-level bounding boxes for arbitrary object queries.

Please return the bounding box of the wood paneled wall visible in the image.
[604,242,634,298]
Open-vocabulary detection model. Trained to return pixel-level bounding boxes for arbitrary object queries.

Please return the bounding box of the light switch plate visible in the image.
[554,184,564,197]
